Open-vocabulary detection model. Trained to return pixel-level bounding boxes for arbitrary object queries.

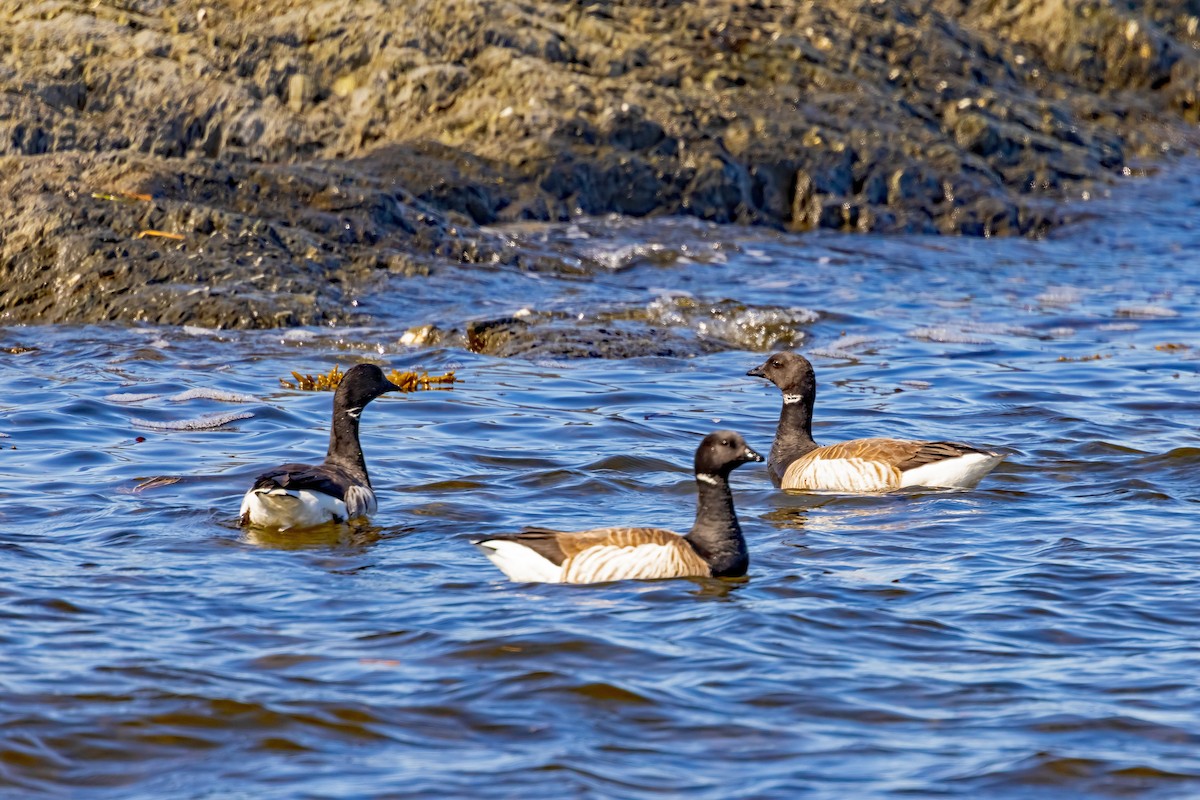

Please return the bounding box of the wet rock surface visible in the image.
[1,0,1199,333]
[396,294,817,360]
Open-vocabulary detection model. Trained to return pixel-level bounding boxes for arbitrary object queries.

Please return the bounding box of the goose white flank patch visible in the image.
[239,364,400,531]
[748,351,1004,492]
[474,431,763,584]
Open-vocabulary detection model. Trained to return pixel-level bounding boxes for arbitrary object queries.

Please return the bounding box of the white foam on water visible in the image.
[131,411,254,431]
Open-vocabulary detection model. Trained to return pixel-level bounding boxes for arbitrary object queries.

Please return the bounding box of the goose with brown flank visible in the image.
[474,431,763,584]
[240,364,400,530]
[747,351,1004,492]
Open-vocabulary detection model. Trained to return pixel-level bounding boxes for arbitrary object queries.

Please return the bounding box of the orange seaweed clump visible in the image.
[281,365,345,391]
[281,364,457,392]
[386,369,457,392]
[1057,354,1110,362]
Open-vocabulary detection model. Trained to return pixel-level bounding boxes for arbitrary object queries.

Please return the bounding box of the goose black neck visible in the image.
[326,406,370,484]
[768,388,818,487]
[685,472,748,577]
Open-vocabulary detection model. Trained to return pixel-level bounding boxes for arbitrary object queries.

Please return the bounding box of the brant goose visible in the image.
[474,431,763,584]
[748,351,1004,492]
[240,364,400,530]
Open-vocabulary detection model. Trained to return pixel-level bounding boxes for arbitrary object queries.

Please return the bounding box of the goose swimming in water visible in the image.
[474,431,763,584]
[748,351,1004,492]
[240,364,400,530]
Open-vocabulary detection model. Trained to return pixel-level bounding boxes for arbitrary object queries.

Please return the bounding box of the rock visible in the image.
[953,111,1001,158]
[287,73,311,113]
[1,0,1200,328]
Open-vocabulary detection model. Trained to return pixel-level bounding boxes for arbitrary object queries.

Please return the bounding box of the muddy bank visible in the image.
[1,0,1199,332]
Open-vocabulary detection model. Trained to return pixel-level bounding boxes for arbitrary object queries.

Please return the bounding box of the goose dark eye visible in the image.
[771,360,781,368]
[721,439,729,446]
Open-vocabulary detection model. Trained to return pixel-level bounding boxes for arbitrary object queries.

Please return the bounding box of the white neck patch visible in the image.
[345,407,363,419]
[696,473,720,486]
[783,393,804,404]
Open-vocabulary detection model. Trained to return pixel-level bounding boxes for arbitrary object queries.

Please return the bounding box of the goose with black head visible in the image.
[474,431,763,584]
[240,364,400,530]
[748,351,1004,492]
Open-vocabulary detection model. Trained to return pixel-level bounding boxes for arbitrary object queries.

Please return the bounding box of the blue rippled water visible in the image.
[2,165,1200,798]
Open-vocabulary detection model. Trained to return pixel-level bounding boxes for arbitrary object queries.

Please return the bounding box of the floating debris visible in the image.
[135,229,185,241]
[122,476,183,494]
[2,345,38,355]
[1057,354,1111,362]
[281,365,457,392]
[131,412,254,431]
[1154,342,1190,351]
[91,190,151,203]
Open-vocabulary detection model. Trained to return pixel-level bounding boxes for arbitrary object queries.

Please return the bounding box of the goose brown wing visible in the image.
[506,526,684,562]
[560,527,682,552]
[803,437,979,470]
[892,440,990,471]
[492,527,571,566]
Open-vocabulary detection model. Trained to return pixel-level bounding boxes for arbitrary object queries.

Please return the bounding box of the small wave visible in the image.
[908,327,993,344]
[810,334,879,358]
[1115,304,1179,318]
[107,389,256,404]
[590,243,674,271]
[131,412,253,431]
[105,392,162,403]
[1036,286,1083,306]
[644,296,818,351]
[169,388,257,403]
[965,321,1039,337]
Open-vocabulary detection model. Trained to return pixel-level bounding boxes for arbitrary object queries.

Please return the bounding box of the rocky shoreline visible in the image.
[2,0,1199,330]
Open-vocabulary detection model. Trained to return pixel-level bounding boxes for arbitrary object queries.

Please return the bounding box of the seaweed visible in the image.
[281,365,457,392]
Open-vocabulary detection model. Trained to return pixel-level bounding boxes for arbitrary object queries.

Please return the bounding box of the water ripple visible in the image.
[4,169,1200,797]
